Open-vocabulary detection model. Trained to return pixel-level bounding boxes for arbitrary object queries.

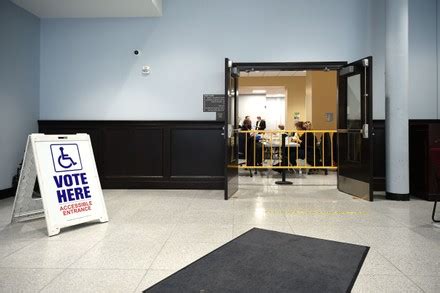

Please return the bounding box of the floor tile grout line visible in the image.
[132,269,149,293]
[0,239,38,261]
[143,207,187,273]
[351,226,427,293]
[348,226,427,291]
[136,223,181,289]
[38,267,69,292]
[282,201,296,234]
[373,248,428,293]
[63,237,106,270]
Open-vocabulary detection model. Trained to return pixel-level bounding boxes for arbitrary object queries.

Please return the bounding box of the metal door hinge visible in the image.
[362,59,369,67]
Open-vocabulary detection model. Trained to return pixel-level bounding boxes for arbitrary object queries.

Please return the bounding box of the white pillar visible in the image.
[385,0,410,200]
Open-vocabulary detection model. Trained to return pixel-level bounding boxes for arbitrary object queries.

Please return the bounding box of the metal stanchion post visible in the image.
[276,133,293,185]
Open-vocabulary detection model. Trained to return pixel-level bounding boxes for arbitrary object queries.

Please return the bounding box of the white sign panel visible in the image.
[11,134,108,236]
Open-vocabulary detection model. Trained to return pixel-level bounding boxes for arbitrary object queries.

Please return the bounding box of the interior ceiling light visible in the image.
[252,89,267,94]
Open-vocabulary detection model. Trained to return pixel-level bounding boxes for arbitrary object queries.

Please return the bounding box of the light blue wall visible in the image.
[0,0,40,190]
[40,0,373,120]
[409,0,438,119]
[438,0,440,118]
[367,0,386,120]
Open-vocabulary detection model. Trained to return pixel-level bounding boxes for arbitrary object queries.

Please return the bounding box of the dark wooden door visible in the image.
[337,57,374,201]
[224,58,239,200]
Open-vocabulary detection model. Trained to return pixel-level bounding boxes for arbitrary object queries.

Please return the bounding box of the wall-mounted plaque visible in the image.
[203,94,225,112]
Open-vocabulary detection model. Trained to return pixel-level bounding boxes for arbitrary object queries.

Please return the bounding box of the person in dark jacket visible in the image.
[255,116,266,130]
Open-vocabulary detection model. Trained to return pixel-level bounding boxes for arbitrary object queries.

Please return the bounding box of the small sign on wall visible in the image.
[325,112,334,122]
[11,134,108,236]
[203,94,225,112]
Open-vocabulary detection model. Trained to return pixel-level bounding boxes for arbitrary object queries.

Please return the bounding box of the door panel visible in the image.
[337,57,373,201]
[224,58,239,200]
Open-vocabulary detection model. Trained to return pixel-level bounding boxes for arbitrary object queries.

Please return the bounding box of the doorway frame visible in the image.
[228,60,348,198]
[234,61,348,72]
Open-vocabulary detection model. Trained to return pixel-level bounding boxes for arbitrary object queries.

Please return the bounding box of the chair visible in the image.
[318,132,334,175]
[238,132,253,177]
[306,134,324,175]
[429,148,440,223]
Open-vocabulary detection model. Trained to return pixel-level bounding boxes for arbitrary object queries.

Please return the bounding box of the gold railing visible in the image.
[238,130,337,169]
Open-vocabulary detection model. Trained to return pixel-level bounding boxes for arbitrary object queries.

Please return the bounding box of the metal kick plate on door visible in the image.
[339,176,370,200]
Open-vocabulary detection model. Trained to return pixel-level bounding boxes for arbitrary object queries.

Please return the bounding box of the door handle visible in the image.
[362,124,369,139]
[337,129,362,134]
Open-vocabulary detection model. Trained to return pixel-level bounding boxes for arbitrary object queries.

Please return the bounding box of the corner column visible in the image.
[385,0,410,200]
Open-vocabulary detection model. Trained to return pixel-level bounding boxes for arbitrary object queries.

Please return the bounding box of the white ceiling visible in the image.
[241,71,307,78]
[11,0,163,18]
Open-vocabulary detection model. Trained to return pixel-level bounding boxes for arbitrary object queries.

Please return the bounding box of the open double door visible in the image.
[224,58,239,200]
[224,57,374,201]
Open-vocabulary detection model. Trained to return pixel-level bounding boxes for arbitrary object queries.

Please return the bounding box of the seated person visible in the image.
[240,118,263,166]
[289,121,316,166]
[289,121,303,143]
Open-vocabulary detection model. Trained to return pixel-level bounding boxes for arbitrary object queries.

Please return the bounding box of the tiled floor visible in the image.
[0,172,439,292]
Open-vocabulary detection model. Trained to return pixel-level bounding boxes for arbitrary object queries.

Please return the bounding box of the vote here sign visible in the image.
[12,134,108,236]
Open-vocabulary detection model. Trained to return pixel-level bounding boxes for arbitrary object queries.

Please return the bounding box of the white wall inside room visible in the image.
[39,0,372,120]
[238,94,285,131]
[238,94,266,127]
[266,96,286,130]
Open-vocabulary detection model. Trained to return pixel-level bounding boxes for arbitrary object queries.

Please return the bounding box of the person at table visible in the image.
[289,121,302,143]
[239,116,250,129]
[241,118,252,131]
[241,118,263,166]
[289,121,315,166]
[256,116,266,130]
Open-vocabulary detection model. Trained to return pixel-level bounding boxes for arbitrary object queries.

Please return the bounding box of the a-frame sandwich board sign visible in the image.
[11,134,108,236]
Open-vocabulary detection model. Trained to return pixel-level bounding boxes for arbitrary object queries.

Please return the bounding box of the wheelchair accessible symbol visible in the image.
[50,144,83,173]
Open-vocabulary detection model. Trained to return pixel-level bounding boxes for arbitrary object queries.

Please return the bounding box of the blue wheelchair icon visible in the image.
[58,147,77,169]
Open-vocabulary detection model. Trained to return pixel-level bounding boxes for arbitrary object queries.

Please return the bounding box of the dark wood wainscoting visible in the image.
[409,120,440,201]
[373,120,386,191]
[0,188,14,200]
[38,121,225,189]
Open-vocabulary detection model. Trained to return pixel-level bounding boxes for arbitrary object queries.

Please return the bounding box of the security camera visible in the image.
[134,50,140,56]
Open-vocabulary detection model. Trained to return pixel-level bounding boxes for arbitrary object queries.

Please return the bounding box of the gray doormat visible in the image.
[144,228,369,293]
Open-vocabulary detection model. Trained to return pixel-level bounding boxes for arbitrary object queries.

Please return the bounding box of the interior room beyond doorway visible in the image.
[237,69,339,186]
